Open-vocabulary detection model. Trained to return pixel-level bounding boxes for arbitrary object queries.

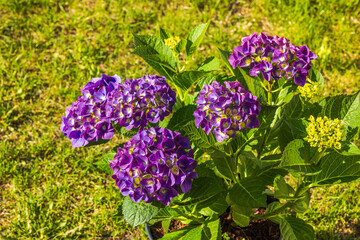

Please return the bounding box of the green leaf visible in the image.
[320,91,360,128]
[231,205,252,227]
[309,67,324,86]
[292,189,311,213]
[238,67,268,103]
[199,193,227,217]
[202,218,221,240]
[283,119,308,138]
[196,74,237,92]
[133,35,174,62]
[341,142,360,156]
[159,27,171,40]
[95,152,115,175]
[309,152,360,186]
[173,71,209,91]
[229,177,267,208]
[149,207,179,224]
[280,217,315,240]
[198,57,221,72]
[85,138,109,147]
[159,226,197,240]
[182,226,203,240]
[179,177,226,206]
[186,22,210,57]
[274,175,295,199]
[166,105,196,131]
[162,219,171,233]
[122,197,161,228]
[132,34,177,79]
[211,150,237,180]
[265,201,282,215]
[218,48,244,85]
[281,139,321,176]
[174,39,187,55]
[281,95,304,119]
[182,121,222,153]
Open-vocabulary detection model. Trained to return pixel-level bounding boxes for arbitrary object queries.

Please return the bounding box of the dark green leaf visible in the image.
[159,27,171,40]
[280,217,315,240]
[281,139,321,176]
[309,67,324,86]
[182,121,223,153]
[166,105,196,131]
[186,22,210,57]
[218,48,244,86]
[173,71,209,91]
[195,74,237,92]
[238,67,268,103]
[174,39,187,55]
[94,152,115,175]
[199,193,228,217]
[231,205,252,227]
[320,91,360,128]
[292,189,311,213]
[229,177,267,208]
[85,138,109,147]
[179,177,226,206]
[211,150,237,180]
[274,175,295,199]
[309,152,360,186]
[122,197,161,228]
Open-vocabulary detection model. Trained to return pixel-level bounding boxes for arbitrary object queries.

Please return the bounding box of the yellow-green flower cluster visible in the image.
[165,36,181,56]
[298,79,323,101]
[304,116,344,152]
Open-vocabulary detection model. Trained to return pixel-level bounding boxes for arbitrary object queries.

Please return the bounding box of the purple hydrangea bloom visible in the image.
[60,74,121,147]
[194,81,261,142]
[110,127,197,205]
[229,32,317,87]
[106,74,176,130]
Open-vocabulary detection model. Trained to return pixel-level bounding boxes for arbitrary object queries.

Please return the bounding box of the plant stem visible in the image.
[268,81,273,105]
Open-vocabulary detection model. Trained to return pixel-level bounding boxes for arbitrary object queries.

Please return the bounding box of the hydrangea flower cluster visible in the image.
[229,32,317,86]
[110,127,197,205]
[60,74,121,147]
[194,81,261,142]
[298,79,323,101]
[106,74,176,130]
[304,116,344,152]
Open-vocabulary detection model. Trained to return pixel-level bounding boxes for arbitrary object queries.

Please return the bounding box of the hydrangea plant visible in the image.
[61,22,360,240]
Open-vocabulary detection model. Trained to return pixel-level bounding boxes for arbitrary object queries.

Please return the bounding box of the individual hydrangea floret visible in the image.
[110,127,197,205]
[106,74,176,130]
[298,79,323,101]
[60,74,121,147]
[194,81,261,142]
[229,32,317,86]
[304,116,344,152]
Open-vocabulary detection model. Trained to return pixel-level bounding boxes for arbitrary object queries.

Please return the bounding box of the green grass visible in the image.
[1,0,359,239]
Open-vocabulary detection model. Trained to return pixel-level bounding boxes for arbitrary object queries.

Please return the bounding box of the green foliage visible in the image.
[280,217,315,240]
[2,0,360,239]
[122,197,162,228]
[95,152,115,175]
[186,21,210,57]
[229,177,267,208]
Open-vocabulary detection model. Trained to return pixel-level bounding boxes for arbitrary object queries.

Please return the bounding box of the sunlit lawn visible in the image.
[1,0,359,239]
